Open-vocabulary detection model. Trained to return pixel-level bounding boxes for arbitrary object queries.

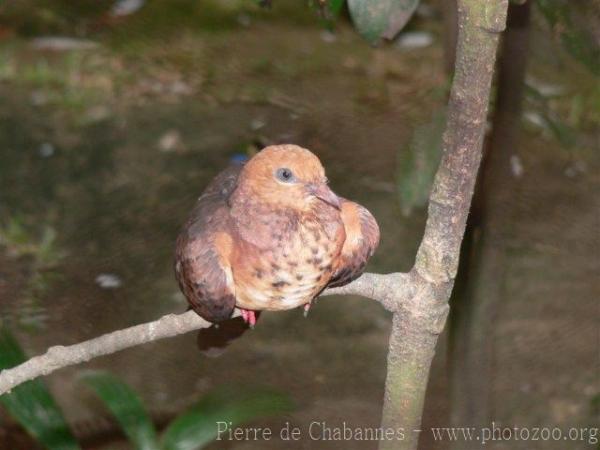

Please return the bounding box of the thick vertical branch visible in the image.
[379,1,508,449]
[414,1,507,285]
[449,1,531,433]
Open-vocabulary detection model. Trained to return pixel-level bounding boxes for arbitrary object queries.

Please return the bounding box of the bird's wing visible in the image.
[327,199,380,288]
[174,164,243,322]
[199,162,243,200]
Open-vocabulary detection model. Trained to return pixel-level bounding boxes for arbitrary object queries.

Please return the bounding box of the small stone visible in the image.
[30,36,99,51]
[510,154,524,178]
[250,118,266,130]
[30,90,49,106]
[95,273,122,289]
[526,77,566,98]
[395,31,434,50]
[564,160,587,178]
[84,105,110,123]
[158,129,182,152]
[314,374,326,383]
[110,0,145,17]
[523,111,546,129]
[237,13,251,27]
[320,30,337,43]
[170,80,192,95]
[38,142,55,158]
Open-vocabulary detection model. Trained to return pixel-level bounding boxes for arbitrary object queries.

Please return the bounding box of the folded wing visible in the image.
[174,164,242,322]
[328,199,380,288]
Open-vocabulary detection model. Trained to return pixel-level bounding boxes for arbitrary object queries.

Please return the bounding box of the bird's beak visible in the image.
[308,183,341,210]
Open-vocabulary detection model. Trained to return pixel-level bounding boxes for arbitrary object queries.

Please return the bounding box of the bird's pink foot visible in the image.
[303,302,311,318]
[240,309,257,327]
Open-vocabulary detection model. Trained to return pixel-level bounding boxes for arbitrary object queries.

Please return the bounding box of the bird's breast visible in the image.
[232,214,345,311]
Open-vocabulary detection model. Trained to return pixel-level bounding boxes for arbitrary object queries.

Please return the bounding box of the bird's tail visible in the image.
[196,312,261,357]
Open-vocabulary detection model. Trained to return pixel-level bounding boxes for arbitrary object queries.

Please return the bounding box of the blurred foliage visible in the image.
[0,0,428,45]
[305,0,346,29]
[347,0,419,44]
[0,326,81,450]
[536,0,600,75]
[0,329,293,450]
[523,83,577,148]
[0,215,64,265]
[83,372,293,450]
[161,387,293,450]
[0,0,319,40]
[327,0,345,17]
[0,216,65,330]
[0,46,111,116]
[81,372,160,450]
[520,77,600,151]
[397,109,446,216]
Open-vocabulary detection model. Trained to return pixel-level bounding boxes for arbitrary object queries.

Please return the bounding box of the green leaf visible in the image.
[0,326,81,450]
[307,0,344,29]
[328,0,345,17]
[161,387,293,450]
[397,109,446,216]
[80,371,160,450]
[348,0,419,44]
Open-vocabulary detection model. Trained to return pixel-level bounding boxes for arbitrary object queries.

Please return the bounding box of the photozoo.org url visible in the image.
[215,421,597,445]
[429,423,598,445]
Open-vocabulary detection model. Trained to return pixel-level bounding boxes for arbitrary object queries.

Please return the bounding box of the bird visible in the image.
[174,144,379,350]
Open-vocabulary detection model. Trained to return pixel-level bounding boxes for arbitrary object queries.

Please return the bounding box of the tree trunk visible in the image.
[448,0,531,434]
[379,2,508,449]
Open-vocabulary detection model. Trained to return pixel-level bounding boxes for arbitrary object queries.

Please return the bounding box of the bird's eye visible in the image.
[275,167,295,183]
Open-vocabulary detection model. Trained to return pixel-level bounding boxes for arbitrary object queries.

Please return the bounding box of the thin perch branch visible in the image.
[0,310,214,396]
[0,272,408,396]
[321,272,414,311]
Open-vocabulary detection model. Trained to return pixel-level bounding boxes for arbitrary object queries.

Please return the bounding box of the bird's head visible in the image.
[236,145,340,212]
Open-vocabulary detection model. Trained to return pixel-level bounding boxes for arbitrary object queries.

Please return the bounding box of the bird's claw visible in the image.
[303,302,311,318]
[240,309,257,328]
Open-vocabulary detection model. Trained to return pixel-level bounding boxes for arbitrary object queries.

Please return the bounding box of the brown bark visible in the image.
[379,1,508,449]
[448,1,531,434]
